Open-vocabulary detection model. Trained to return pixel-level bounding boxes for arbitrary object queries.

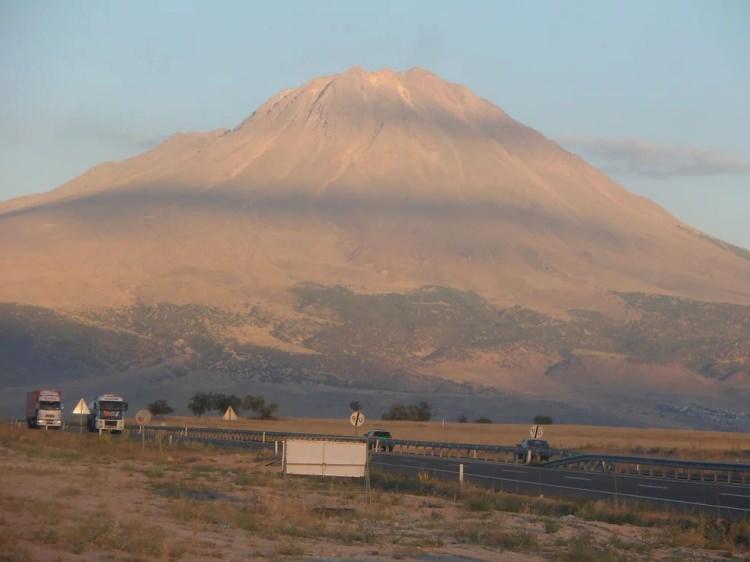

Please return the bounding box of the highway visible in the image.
[371,452,750,517]
[51,421,750,517]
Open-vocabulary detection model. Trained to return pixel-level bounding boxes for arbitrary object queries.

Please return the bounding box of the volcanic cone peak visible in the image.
[1,66,750,315]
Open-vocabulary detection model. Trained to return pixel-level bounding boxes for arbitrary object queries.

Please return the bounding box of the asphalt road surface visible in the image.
[371,453,750,517]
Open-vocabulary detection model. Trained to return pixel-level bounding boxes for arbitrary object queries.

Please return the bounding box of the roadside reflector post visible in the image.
[274,441,278,455]
[459,463,464,486]
[262,431,266,443]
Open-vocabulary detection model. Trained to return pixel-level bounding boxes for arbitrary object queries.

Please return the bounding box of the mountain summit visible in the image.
[2,66,749,312]
[4,66,660,215]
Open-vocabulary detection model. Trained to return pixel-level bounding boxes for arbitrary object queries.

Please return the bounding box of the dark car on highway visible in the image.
[366,429,394,452]
[515,439,552,462]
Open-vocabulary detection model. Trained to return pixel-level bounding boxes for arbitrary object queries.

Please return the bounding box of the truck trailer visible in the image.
[26,389,63,429]
[87,394,128,433]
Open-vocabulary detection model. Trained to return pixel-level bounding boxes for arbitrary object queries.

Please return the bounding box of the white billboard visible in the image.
[283,439,367,478]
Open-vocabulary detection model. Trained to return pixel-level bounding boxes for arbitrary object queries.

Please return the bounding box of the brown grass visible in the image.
[1,423,748,561]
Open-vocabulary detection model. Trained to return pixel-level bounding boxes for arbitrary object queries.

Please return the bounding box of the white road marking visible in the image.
[637,484,670,490]
[564,476,592,481]
[371,460,750,513]
[720,492,750,499]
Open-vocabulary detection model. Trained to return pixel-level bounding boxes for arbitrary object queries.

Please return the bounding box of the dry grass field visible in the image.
[154,416,750,462]
[1,424,749,561]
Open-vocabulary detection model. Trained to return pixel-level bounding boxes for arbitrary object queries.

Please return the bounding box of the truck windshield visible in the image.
[39,401,61,410]
[99,401,125,418]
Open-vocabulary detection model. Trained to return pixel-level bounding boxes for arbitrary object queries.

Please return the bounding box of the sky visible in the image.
[1,0,749,247]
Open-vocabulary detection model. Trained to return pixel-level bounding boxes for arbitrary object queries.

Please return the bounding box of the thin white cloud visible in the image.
[83,123,165,152]
[559,137,750,179]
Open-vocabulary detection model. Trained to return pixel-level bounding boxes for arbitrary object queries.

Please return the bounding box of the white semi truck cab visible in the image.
[87,394,128,433]
[26,389,63,429]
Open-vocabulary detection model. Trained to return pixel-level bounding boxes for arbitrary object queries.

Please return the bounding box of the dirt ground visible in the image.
[157,415,750,462]
[0,426,747,561]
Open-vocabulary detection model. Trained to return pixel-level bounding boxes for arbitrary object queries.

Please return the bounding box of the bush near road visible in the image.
[381,401,432,421]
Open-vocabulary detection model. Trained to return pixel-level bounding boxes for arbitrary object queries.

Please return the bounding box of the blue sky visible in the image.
[2,1,749,246]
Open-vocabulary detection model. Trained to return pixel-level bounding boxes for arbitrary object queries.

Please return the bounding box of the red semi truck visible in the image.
[26,389,63,429]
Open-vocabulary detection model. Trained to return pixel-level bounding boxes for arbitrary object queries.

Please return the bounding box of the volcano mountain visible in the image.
[2,67,749,427]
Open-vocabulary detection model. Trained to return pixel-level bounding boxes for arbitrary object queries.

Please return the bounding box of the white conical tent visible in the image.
[72,398,90,415]
[223,406,238,421]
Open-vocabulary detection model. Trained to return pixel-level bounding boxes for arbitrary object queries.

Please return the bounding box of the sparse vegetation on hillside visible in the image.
[2,286,750,428]
[293,285,750,380]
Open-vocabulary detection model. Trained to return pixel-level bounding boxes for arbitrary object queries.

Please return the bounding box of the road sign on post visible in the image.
[135,409,152,448]
[135,409,152,426]
[530,425,544,439]
[350,411,365,435]
[223,406,238,422]
[72,398,90,432]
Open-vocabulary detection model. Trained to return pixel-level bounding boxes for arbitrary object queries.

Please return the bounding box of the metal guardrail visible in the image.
[545,453,750,473]
[544,454,750,485]
[134,424,571,462]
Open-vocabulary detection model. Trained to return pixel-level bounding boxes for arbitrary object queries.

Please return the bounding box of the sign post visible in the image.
[350,410,365,436]
[135,409,152,448]
[72,398,90,433]
[223,406,238,427]
[529,424,544,439]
